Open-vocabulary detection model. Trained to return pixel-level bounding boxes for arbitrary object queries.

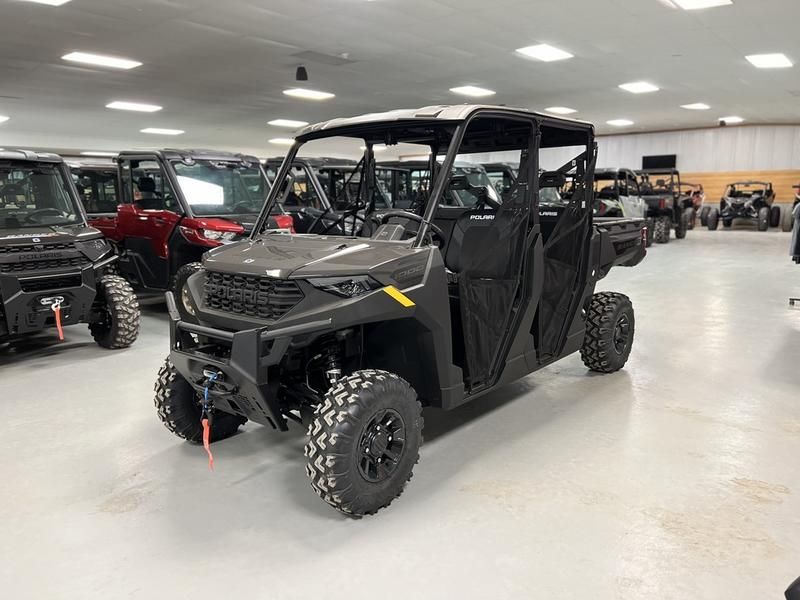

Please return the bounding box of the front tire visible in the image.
[770,205,781,228]
[676,208,692,239]
[699,205,710,226]
[89,274,140,349]
[305,369,423,517]
[154,358,245,443]
[172,262,203,323]
[707,208,719,230]
[581,292,635,373]
[782,204,795,232]
[757,206,769,231]
[654,216,670,243]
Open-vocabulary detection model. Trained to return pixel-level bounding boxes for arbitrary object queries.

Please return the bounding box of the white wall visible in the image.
[462,125,800,173]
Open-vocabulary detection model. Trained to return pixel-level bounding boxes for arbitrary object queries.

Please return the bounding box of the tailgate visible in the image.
[594,217,647,269]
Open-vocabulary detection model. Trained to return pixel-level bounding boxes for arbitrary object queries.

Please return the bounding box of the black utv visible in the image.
[636,168,692,243]
[0,150,139,348]
[707,181,778,231]
[154,105,647,516]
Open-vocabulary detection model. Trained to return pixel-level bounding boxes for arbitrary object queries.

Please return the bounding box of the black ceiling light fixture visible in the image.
[296,65,308,81]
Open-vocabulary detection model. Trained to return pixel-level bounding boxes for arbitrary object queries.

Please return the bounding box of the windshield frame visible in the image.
[0,160,87,230]
[168,158,271,218]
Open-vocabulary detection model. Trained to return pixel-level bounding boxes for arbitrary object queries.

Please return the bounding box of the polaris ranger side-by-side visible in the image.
[0,150,140,348]
[636,168,692,243]
[154,106,647,516]
[592,168,652,247]
[84,149,292,321]
[707,181,778,231]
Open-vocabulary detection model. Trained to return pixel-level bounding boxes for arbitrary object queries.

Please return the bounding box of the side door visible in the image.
[626,171,646,218]
[115,157,183,289]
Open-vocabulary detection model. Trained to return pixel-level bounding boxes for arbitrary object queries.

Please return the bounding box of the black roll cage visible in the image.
[253,108,595,246]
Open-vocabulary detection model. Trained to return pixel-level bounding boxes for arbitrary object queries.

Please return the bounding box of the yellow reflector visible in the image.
[383,286,415,307]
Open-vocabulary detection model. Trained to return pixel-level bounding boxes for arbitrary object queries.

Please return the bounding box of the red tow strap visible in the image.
[201,418,214,471]
[51,301,64,341]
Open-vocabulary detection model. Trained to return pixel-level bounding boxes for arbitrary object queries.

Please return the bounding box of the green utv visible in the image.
[154,106,647,516]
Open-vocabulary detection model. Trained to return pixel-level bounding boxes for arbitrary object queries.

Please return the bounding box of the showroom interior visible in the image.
[2,0,800,598]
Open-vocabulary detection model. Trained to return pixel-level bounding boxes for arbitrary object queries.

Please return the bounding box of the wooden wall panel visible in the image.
[680,170,800,205]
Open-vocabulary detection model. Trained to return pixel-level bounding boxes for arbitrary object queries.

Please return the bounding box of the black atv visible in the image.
[0,150,140,348]
[707,181,779,231]
[153,105,647,516]
[636,168,693,243]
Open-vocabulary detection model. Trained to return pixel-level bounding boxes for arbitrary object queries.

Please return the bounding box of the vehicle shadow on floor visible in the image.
[0,334,95,366]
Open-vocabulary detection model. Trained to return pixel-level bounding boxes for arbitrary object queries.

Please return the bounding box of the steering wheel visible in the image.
[24,208,65,224]
[372,210,445,245]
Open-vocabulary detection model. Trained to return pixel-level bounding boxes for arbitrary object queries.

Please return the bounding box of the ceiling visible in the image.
[0,0,798,157]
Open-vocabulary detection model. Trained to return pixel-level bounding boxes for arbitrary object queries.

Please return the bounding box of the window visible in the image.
[0,163,82,229]
[172,160,267,216]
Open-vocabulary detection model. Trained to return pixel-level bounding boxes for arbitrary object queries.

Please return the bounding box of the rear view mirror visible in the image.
[539,171,566,189]
[448,175,469,190]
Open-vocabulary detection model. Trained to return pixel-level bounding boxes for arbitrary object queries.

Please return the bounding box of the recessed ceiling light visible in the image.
[106,101,162,113]
[21,0,72,5]
[607,119,634,127]
[140,128,184,135]
[671,0,732,9]
[62,52,142,70]
[515,44,574,62]
[283,88,335,101]
[545,106,577,115]
[720,116,744,124]
[80,151,117,157]
[268,138,295,145]
[681,102,711,110]
[450,85,496,97]
[745,53,793,69]
[360,144,387,151]
[619,81,660,94]
[0,116,9,124]
[267,118,309,128]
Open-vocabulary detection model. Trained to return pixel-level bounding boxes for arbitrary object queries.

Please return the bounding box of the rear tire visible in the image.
[581,292,635,373]
[305,369,423,517]
[654,216,670,243]
[770,205,781,228]
[154,358,245,443]
[757,206,769,231]
[171,262,203,323]
[89,274,140,349]
[645,218,654,248]
[699,205,710,226]
[686,207,696,230]
[707,208,719,230]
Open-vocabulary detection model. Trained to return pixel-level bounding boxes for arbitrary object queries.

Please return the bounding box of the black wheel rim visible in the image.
[358,409,405,483]
[613,314,631,355]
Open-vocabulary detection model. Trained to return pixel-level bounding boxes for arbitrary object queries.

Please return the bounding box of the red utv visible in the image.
[84,149,292,320]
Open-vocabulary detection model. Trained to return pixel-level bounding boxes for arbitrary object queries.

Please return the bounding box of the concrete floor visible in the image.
[2,230,799,600]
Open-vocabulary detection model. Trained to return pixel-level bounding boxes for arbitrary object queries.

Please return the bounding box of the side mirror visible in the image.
[539,171,566,189]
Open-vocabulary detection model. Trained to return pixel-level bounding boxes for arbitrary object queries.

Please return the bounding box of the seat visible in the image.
[136,177,163,210]
[444,208,509,279]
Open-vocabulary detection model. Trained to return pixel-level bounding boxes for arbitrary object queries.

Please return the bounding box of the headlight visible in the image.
[308,276,382,298]
[75,237,111,261]
[201,229,238,242]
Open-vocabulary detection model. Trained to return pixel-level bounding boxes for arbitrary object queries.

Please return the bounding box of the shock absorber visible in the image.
[321,336,342,386]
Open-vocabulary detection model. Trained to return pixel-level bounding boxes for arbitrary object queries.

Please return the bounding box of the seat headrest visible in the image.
[138,177,156,193]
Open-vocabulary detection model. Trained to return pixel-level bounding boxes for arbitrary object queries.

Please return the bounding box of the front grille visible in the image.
[203,271,303,321]
[0,242,89,274]
[20,274,83,293]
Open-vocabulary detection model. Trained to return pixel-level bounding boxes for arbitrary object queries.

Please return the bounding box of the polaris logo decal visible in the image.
[540,211,559,217]
[470,214,495,221]
[206,284,269,306]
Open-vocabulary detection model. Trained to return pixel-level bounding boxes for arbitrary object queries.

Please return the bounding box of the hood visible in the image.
[203,234,420,279]
[0,223,103,246]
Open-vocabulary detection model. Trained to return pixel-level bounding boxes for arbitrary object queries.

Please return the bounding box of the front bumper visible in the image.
[0,267,99,337]
[166,292,333,430]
